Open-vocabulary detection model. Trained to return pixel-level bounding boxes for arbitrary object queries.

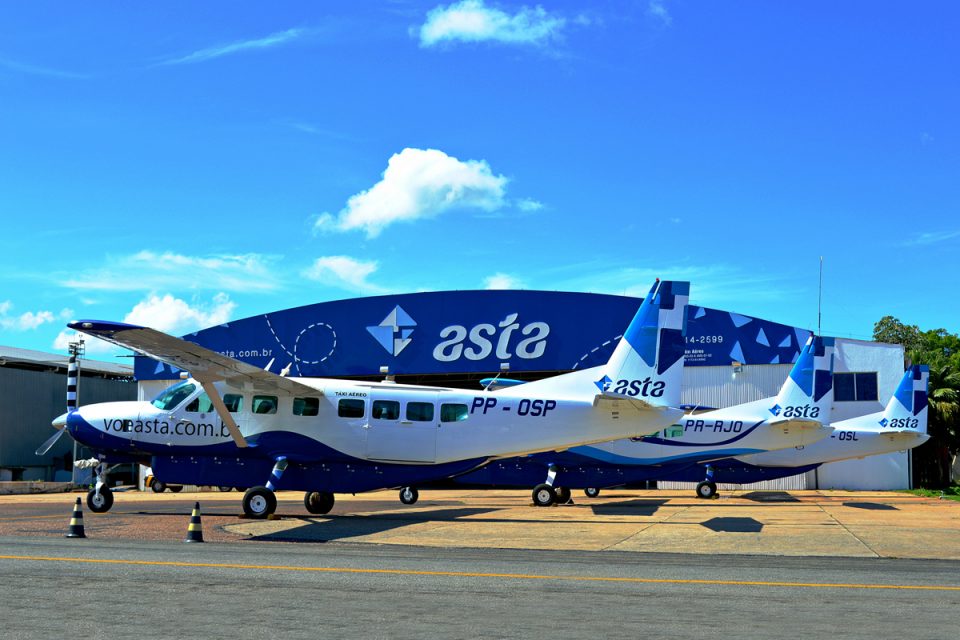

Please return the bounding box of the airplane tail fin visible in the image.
[769,335,835,424]
[594,279,689,407]
[878,365,929,433]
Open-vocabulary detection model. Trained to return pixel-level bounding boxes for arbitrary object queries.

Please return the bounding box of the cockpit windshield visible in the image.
[151,381,198,410]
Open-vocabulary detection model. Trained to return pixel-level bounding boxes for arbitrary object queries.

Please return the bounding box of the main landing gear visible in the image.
[239,456,338,519]
[695,465,718,499]
[399,486,419,505]
[531,465,573,507]
[304,491,335,515]
[583,488,601,498]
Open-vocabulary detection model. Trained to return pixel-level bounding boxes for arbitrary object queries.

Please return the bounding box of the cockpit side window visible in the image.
[151,381,198,411]
[186,393,214,413]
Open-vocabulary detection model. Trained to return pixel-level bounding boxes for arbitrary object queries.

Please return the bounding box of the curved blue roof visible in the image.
[135,290,811,380]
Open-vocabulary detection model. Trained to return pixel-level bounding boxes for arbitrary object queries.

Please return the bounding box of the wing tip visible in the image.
[68,319,146,333]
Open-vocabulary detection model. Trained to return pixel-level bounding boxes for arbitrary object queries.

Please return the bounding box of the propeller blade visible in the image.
[35,428,67,456]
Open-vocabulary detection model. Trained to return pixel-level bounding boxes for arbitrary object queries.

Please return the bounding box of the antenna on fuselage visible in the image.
[483,362,511,391]
[380,365,395,383]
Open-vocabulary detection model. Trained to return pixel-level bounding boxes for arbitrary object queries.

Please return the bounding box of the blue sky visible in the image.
[1,1,957,357]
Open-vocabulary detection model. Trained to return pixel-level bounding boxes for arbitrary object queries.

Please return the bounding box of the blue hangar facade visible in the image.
[133,290,908,491]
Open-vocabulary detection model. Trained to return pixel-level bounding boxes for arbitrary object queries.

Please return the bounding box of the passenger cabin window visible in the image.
[253,395,278,414]
[223,394,243,413]
[372,400,400,420]
[186,393,214,413]
[151,381,197,411]
[293,397,320,417]
[338,399,365,418]
[440,403,469,422]
[406,402,434,422]
[834,372,879,402]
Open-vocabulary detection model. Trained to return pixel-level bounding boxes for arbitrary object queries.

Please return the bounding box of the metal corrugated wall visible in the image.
[0,367,136,478]
[662,364,814,490]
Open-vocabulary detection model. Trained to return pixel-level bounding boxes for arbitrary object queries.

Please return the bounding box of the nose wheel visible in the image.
[86,486,114,513]
[399,487,419,505]
[696,481,718,499]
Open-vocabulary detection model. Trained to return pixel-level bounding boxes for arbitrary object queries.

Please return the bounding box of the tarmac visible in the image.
[1,488,957,559]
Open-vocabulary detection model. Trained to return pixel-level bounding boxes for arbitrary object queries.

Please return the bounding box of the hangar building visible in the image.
[133,290,909,491]
[0,346,135,483]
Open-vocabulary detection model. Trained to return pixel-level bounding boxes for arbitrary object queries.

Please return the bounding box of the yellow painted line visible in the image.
[0,554,958,592]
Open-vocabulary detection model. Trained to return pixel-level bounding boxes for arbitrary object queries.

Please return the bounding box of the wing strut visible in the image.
[198,380,249,448]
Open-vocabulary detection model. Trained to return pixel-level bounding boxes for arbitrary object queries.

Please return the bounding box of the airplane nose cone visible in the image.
[52,412,69,430]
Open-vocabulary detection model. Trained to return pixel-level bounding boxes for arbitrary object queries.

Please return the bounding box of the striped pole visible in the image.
[66,354,78,412]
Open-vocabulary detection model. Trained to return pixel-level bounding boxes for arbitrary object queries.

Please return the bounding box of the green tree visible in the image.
[876,317,960,487]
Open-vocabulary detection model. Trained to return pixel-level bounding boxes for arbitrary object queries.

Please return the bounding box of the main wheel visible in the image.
[150,479,167,493]
[243,486,277,518]
[696,481,717,499]
[532,483,557,507]
[87,486,114,513]
[304,491,335,515]
[217,486,233,492]
[584,487,601,498]
[399,487,419,505]
[169,485,183,493]
[555,487,572,504]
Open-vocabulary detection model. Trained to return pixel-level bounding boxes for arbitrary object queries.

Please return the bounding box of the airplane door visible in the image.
[365,392,438,463]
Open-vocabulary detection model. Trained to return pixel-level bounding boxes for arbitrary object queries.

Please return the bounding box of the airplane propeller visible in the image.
[35,350,80,457]
[35,426,67,456]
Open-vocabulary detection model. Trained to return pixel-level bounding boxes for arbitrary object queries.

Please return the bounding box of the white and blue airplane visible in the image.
[42,280,690,518]
[442,334,836,504]
[588,364,930,494]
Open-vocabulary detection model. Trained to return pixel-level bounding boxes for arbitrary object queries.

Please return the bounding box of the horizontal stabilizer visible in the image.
[593,393,684,423]
[768,418,825,432]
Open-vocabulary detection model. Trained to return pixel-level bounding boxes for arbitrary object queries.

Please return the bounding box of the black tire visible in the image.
[584,487,601,498]
[243,486,277,518]
[87,487,114,513]
[696,481,717,499]
[150,479,167,493]
[217,486,233,492]
[303,491,335,515]
[399,487,419,505]
[532,483,556,507]
[555,486,572,504]
[169,485,183,493]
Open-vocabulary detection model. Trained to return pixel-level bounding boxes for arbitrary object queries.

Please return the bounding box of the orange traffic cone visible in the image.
[184,502,204,543]
[65,497,86,539]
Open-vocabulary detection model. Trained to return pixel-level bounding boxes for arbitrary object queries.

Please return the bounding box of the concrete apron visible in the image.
[222,489,960,560]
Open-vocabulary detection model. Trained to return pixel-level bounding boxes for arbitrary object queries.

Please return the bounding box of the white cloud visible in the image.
[0,301,59,331]
[52,329,119,355]
[648,0,673,26]
[315,148,509,238]
[63,251,280,293]
[122,292,236,335]
[419,0,565,47]
[483,272,525,290]
[904,230,960,246]
[161,28,307,65]
[302,256,387,294]
[516,198,544,212]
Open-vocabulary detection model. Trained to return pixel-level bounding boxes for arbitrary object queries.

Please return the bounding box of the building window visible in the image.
[223,394,243,413]
[834,372,879,402]
[293,397,320,416]
[372,400,400,420]
[252,395,278,414]
[440,403,469,422]
[406,402,434,422]
[338,399,365,418]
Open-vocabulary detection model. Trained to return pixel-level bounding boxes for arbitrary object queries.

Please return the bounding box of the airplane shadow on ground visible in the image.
[588,499,669,517]
[246,507,501,543]
[842,502,899,510]
[700,517,764,533]
[739,491,800,503]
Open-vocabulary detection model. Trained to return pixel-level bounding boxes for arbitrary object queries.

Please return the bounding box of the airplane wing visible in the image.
[592,392,684,422]
[69,320,321,397]
[768,418,825,432]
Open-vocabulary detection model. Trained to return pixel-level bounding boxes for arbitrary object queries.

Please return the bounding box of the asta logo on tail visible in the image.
[594,375,666,398]
[769,404,821,419]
